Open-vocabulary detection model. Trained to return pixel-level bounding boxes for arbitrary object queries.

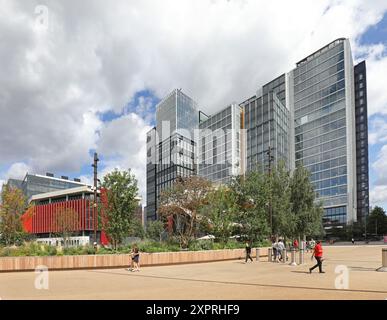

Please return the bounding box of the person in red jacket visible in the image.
[293,239,299,250]
[309,240,325,273]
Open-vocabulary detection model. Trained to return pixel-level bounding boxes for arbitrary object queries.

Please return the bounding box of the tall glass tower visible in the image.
[146,89,199,222]
[290,38,357,225]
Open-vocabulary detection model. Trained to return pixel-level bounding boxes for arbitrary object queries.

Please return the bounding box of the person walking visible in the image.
[245,240,253,263]
[293,239,299,251]
[277,239,285,262]
[272,239,279,262]
[127,244,140,272]
[351,238,355,245]
[131,245,140,272]
[309,240,325,274]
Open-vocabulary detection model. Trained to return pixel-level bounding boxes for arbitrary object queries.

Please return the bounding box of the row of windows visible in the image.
[295,116,346,144]
[299,147,346,167]
[295,73,345,109]
[296,137,346,161]
[199,106,233,128]
[295,88,345,121]
[294,42,343,78]
[294,54,344,96]
[322,195,348,207]
[316,185,347,198]
[313,175,347,191]
[294,61,345,100]
[310,165,347,182]
[295,127,346,152]
[295,108,345,135]
[303,155,347,173]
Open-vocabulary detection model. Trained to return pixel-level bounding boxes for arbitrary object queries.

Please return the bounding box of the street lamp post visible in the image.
[92,152,99,244]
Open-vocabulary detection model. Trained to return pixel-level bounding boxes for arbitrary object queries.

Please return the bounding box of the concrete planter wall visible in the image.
[0,247,269,272]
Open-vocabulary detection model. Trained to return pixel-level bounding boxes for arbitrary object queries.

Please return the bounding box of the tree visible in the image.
[199,186,239,244]
[158,176,213,248]
[129,218,145,239]
[53,207,79,248]
[229,170,270,242]
[367,206,387,236]
[0,185,28,246]
[289,164,324,239]
[269,161,296,239]
[100,169,139,249]
[146,220,165,242]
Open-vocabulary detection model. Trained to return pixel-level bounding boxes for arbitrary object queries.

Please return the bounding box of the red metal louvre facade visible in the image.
[23,199,98,234]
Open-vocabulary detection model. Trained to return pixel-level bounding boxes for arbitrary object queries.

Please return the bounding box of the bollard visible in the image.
[376,248,387,272]
[299,249,305,265]
[268,248,273,262]
[282,249,287,264]
[256,248,260,262]
[289,248,297,266]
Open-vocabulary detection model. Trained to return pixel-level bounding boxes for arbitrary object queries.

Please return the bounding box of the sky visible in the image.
[0,0,386,211]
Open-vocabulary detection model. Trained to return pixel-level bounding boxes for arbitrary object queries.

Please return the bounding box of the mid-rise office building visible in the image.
[241,75,290,172]
[198,104,244,184]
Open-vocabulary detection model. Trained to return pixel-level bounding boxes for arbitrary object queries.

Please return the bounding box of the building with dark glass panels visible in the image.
[354,60,369,223]
[145,89,199,222]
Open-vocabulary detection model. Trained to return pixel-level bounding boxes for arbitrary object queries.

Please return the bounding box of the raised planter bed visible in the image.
[0,247,269,272]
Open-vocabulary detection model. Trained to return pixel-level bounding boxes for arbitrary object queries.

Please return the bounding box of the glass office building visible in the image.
[290,38,358,225]
[241,75,290,172]
[198,104,243,184]
[354,61,369,222]
[145,38,369,227]
[146,89,199,222]
[5,173,86,201]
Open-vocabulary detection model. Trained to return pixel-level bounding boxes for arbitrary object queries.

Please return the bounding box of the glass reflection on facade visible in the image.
[292,38,357,225]
[242,74,290,172]
[146,89,199,222]
[198,104,242,184]
[6,174,86,201]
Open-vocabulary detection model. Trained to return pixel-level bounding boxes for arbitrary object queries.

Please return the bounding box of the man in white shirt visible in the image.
[277,240,285,261]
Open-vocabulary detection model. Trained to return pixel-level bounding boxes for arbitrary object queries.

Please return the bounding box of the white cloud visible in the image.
[372,144,387,185]
[93,113,151,201]
[370,185,387,205]
[369,117,387,145]
[5,163,32,180]
[356,43,387,117]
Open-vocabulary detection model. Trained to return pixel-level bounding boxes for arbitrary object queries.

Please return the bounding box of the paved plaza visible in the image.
[0,245,386,300]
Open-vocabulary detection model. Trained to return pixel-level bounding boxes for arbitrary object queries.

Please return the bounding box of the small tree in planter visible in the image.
[53,207,79,248]
[199,186,239,244]
[146,220,165,242]
[158,176,213,249]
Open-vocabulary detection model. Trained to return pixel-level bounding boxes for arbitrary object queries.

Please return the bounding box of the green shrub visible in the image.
[46,246,57,256]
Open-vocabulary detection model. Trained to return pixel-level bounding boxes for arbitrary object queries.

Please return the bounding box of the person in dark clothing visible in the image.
[309,241,325,274]
[245,240,253,263]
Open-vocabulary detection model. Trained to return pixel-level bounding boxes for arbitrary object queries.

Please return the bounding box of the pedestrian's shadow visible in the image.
[291,271,310,274]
